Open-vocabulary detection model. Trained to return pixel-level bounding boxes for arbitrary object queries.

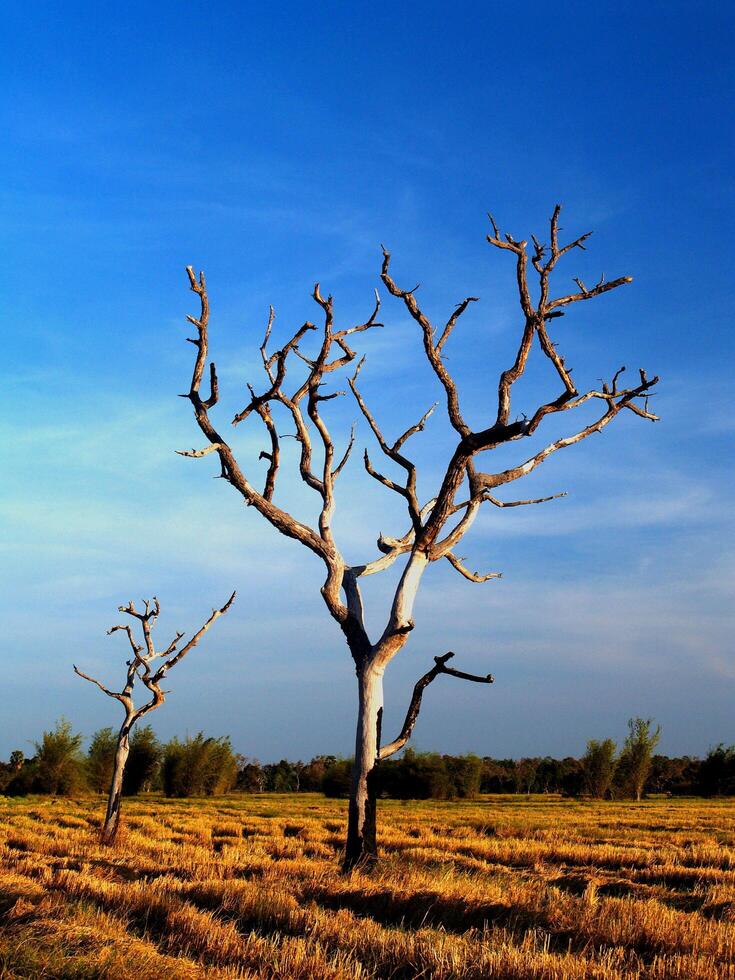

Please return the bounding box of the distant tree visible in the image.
[3,760,37,796]
[265,759,301,792]
[203,736,239,794]
[322,759,353,798]
[237,758,265,793]
[558,757,585,797]
[74,594,234,843]
[697,745,735,797]
[0,751,26,792]
[386,750,453,800]
[617,718,661,801]
[87,728,117,793]
[34,718,86,795]
[123,725,162,795]
[445,754,483,798]
[648,755,698,795]
[481,758,516,793]
[674,757,703,796]
[514,758,540,795]
[533,757,556,793]
[162,734,238,797]
[0,752,21,793]
[161,739,186,796]
[582,739,618,799]
[300,755,338,792]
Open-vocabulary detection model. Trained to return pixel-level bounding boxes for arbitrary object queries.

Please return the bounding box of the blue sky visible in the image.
[2,2,733,761]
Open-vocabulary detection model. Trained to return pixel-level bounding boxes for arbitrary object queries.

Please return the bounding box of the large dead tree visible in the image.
[178,206,658,868]
[74,593,235,844]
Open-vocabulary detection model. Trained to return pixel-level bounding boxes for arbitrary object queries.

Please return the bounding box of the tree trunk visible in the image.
[101,725,131,845]
[344,664,383,871]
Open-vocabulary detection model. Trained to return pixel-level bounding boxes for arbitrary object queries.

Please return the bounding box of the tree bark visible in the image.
[101,724,131,846]
[344,664,383,870]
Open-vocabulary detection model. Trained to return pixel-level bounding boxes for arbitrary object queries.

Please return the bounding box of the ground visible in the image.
[0,794,733,978]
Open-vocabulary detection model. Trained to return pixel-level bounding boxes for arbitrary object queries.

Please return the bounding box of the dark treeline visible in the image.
[1,717,734,800]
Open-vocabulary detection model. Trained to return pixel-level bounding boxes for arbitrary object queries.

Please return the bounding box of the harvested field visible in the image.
[0,794,733,978]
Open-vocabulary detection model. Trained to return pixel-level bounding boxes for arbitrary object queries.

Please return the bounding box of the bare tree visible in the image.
[74,594,235,844]
[178,205,658,868]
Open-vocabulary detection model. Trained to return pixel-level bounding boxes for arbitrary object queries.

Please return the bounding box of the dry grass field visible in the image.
[0,794,733,979]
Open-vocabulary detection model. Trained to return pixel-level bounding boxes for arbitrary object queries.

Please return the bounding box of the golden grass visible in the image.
[0,794,734,978]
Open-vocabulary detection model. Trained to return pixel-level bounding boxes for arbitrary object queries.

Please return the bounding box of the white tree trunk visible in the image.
[344,664,383,869]
[101,725,131,845]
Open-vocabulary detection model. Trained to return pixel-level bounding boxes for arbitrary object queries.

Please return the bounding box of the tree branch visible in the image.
[435,297,478,354]
[106,623,143,656]
[549,275,632,311]
[381,247,469,437]
[444,552,502,583]
[349,357,423,530]
[152,591,236,681]
[482,371,659,490]
[379,652,493,760]
[332,423,356,479]
[73,666,124,702]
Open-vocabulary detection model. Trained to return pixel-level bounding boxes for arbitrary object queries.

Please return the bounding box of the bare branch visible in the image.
[73,666,124,702]
[106,623,143,656]
[152,591,236,682]
[379,652,493,759]
[349,358,422,530]
[117,598,160,623]
[334,288,383,339]
[381,246,469,437]
[495,314,537,426]
[445,552,502,583]
[176,444,222,458]
[260,305,276,382]
[393,403,437,451]
[536,319,577,396]
[349,500,437,580]
[363,450,411,500]
[332,423,356,479]
[549,275,632,311]
[483,372,659,491]
[435,297,478,354]
[161,631,185,658]
[254,398,280,501]
[181,269,334,564]
[484,490,568,508]
[232,321,316,426]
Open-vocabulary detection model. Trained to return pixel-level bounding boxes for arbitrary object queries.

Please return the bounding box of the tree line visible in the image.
[2,716,733,801]
[0,721,238,799]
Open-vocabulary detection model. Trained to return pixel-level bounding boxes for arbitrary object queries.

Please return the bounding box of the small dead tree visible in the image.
[178,206,658,868]
[74,594,235,844]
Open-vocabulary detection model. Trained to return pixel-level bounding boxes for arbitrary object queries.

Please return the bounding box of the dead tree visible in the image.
[178,206,658,868]
[74,593,235,844]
